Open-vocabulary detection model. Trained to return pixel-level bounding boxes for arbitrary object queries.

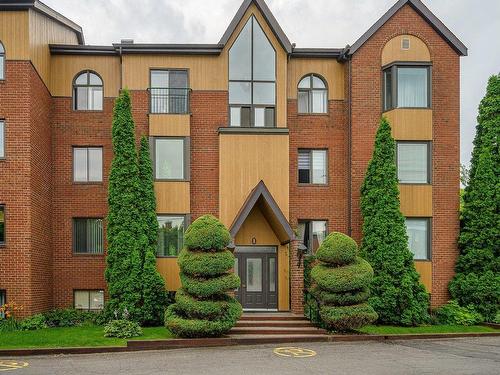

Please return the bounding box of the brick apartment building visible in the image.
[0,0,467,316]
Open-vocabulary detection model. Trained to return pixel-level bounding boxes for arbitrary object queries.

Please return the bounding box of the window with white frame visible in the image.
[405,218,431,260]
[73,147,103,183]
[298,74,328,114]
[74,290,104,311]
[298,150,327,184]
[397,142,431,183]
[154,138,188,180]
[297,220,327,254]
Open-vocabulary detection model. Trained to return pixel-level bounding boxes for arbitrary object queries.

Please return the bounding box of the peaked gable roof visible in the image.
[219,0,292,53]
[349,0,467,56]
[230,181,294,245]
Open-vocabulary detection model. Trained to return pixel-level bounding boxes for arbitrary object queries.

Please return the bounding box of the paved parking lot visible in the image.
[3,337,499,375]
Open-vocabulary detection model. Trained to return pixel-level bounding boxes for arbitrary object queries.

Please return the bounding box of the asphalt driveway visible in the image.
[2,337,499,375]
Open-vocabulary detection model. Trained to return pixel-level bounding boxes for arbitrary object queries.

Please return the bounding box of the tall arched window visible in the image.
[0,42,5,80]
[229,16,276,127]
[73,71,103,111]
[298,74,328,114]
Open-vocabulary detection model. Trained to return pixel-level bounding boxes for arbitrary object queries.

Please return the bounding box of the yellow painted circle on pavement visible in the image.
[0,361,29,372]
[273,347,317,358]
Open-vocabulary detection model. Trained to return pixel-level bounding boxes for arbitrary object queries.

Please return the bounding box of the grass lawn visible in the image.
[358,325,498,335]
[0,325,174,349]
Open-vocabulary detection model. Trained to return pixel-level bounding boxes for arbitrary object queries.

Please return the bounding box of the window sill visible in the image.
[297,113,329,117]
[72,253,105,257]
[72,110,104,113]
[156,255,179,259]
[398,182,432,186]
[218,127,289,135]
[298,183,329,187]
[149,112,191,116]
[154,179,190,183]
[73,182,104,185]
[383,107,431,113]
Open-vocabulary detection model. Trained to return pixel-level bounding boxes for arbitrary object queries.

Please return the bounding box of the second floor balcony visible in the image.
[149,87,191,114]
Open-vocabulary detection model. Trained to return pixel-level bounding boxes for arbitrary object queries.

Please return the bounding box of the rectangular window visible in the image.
[73,147,103,183]
[298,150,327,184]
[405,218,431,260]
[74,290,104,311]
[383,65,430,111]
[157,215,186,257]
[397,142,430,183]
[0,290,5,318]
[297,220,327,254]
[0,205,4,245]
[150,70,189,114]
[154,138,188,180]
[0,120,4,158]
[73,218,104,254]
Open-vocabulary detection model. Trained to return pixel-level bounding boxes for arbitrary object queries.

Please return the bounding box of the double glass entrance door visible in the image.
[234,247,277,310]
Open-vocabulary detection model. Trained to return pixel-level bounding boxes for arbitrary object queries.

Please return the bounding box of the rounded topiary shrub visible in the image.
[310,232,377,331]
[165,215,242,338]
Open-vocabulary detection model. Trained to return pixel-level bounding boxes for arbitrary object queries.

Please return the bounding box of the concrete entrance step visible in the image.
[236,320,313,328]
[240,313,306,321]
[230,326,328,335]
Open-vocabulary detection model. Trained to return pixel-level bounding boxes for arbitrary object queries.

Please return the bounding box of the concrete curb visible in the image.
[0,332,498,357]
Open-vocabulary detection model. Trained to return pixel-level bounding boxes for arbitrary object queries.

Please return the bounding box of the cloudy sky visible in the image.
[43,0,500,166]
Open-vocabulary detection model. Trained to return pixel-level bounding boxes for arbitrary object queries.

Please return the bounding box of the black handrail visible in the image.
[303,288,324,328]
[148,87,190,114]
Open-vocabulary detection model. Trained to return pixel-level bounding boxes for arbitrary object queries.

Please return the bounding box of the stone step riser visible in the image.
[230,328,327,335]
[240,316,306,321]
[236,322,313,328]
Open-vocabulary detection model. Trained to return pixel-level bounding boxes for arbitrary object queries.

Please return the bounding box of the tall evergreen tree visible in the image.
[450,75,500,321]
[137,136,168,325]
[105,89,143,321]
[360,117,429,325]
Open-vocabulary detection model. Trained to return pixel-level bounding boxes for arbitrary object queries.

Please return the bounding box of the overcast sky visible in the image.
[43,0,500,166]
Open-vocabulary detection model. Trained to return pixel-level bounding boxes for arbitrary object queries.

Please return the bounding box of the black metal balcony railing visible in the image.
[149,88,190,114]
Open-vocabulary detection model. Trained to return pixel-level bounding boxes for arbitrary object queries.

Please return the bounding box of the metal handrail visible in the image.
[148,87,191,114]
[303,288,324,328]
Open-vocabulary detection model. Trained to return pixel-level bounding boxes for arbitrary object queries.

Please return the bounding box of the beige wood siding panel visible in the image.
[219,134,289,228]
[156,258,181,291]
[149,114,190,137]
[122,54,225,91]
[287,58,345,100]
[385,108,433,140]
[382,35,431,66]
[399,184,433,217]
[277,244,290,311]
[29,10,79,87]
[155,182,190,214]
[50,55,121,97]
[0,11,30,60]
[221,3,288,127]
[414,261,432,292]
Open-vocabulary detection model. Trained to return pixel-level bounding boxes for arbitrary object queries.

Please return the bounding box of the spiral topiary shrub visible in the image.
[165,215,242,338]
[310,232,378,331]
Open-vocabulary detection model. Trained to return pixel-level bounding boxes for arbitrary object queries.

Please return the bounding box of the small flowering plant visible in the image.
[0,302,23,321]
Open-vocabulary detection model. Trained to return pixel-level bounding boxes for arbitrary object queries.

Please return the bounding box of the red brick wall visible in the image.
[288,99,349,234]
[349,4,460,307]
[190,91,227,220]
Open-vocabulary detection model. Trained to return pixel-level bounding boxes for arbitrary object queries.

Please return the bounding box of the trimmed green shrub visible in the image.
[310,232,377,331]
[105,89,143,322]
[310,258,373,293]
[137,136,168,326]
[434,301,483,326]
[449,75,500,322]
[104,319,142,338]
[320,304,379,331]
[178,249,236,276]
[311,287,370,306]
[184,215,231,250]
[494,312,500,324]
[165,215,242,338]
[360,117,430,326]
[315,232,357,265]
[19,314,48,331]
[42,309,96,327]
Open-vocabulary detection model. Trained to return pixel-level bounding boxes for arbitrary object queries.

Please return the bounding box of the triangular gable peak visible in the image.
[349,0,467,56]
[230,181,295,245]
[219,0,292,53]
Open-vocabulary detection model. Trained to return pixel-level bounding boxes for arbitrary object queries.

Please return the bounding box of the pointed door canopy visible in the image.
[219,0,293,54]
[230,181,295,245]
[348,0,467,56]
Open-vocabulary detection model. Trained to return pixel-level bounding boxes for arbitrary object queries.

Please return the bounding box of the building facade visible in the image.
[0,0,466,316]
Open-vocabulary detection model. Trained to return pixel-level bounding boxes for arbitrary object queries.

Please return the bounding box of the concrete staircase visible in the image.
[229,313,328,339]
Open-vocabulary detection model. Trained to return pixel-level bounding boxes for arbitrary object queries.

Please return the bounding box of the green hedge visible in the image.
[165,302,241,338]
[315,232,358,265]
[311,287,370,306]
[178,249,235,277]
[320,304,379,331]
[184,215,231,250]
[311,257,373,293]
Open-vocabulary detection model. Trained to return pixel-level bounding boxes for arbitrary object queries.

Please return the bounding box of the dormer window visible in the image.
[229,16,276,127]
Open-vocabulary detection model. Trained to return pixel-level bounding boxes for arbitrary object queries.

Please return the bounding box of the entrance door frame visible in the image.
[235,246,278,311]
